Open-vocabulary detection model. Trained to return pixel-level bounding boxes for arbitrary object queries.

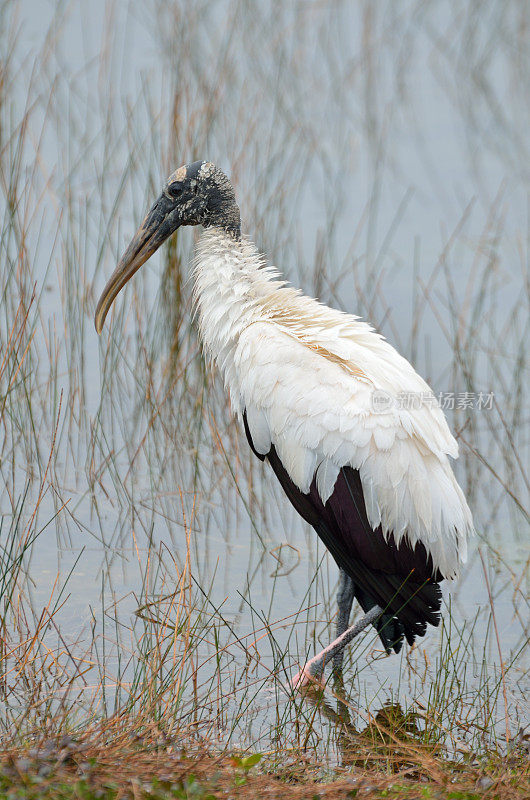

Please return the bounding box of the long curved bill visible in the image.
[95,194,180,334]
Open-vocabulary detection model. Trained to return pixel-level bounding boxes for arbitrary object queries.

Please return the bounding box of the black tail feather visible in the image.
[242,413,444,654]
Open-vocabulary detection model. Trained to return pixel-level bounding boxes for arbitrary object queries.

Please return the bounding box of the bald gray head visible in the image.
[95,161,240,333]
[164,161,241,236]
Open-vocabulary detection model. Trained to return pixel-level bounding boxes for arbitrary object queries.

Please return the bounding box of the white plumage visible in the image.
[193,227,474,579]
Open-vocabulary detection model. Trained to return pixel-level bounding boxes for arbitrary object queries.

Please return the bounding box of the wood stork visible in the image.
[95,161,474,688]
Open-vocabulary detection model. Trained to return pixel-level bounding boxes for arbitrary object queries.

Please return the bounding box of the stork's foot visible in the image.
[291,664,319,690]
[291,604,383,692]
[291,652,328,689]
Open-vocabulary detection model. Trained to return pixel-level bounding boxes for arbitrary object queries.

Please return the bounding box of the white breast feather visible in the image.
[193,229,475,578]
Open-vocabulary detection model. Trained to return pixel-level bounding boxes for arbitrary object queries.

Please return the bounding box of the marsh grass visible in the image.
[0,0,528,792]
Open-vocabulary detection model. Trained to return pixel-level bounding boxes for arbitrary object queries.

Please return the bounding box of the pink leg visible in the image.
[291,605,382,689]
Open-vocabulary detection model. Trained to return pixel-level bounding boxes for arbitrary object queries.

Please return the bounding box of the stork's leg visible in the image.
[292,604,383,690]
[333,569,355,674]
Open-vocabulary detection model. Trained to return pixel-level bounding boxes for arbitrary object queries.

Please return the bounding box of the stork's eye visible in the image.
[167,182,183,198]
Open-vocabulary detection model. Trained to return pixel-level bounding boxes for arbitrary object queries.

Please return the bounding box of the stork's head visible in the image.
[95,161,240,333]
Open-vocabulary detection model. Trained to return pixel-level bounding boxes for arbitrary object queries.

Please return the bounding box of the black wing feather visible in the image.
[243,411,443,652]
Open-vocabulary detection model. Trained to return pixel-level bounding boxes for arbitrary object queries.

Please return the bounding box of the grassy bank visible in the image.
[1,718,529,800]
